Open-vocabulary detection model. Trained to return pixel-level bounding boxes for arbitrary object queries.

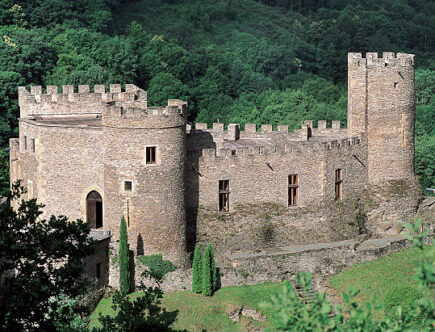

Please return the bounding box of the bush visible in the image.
[137,254,177,284]
[192,246,202,293]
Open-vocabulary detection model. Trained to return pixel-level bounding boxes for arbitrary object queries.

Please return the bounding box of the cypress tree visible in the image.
[119,216,130,295]
[192,246,202,293]
[209,243,217,290]
[202,243,216,296]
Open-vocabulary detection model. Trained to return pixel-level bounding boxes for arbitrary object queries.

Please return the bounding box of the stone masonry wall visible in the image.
[83,236,110,290]
[35,122,104,221]
[103,104,188,266]
[186,134,367,257]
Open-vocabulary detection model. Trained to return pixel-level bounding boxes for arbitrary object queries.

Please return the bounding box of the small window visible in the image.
[288,174,298,206]
[219,180,229,212]
[146,146,156,164]
[24,136,27,150]
[124,181,132,191]
[31,138,35,152]
[96,263,101,280]
[335,169,342,200]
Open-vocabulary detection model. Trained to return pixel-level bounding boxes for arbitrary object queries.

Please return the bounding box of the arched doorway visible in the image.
[86,191,103,229]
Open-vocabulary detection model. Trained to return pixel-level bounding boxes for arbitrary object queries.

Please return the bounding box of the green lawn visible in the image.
[89,282,283,331]
[89,247,430,330]
[329,246,428,317]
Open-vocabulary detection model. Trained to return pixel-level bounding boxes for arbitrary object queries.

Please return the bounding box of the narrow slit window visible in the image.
[219,180,229,212]
[126,199,130,228]
[288,174,298,206]
[146,146,156,164]
[124,181,132,191]
[335,169,342,200]
[31,138,35,152]
[24,136,27,151]
[96,263,101,280]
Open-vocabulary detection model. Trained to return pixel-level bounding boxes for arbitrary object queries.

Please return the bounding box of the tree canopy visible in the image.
[0,0,433,191]
[0,183,95,330]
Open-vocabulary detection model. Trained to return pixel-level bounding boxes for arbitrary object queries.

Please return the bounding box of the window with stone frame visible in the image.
[31,138,35,152]
[288,174,298,206]
[219,180,230,212]
[23,136,27,151]
[124,181,132,191]
[335,169,342,200]
[146,146,156,164]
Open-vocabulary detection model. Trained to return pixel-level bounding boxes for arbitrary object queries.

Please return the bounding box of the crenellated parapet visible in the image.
[191,136,362,165]
[189,120,345,141]
[18,84,147,118]
[348,52,415,67]
[102,100,186,129]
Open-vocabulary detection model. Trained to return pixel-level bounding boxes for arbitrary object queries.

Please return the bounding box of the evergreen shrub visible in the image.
[192,246,202,293]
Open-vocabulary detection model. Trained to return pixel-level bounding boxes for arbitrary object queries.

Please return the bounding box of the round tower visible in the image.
[348,52,416,184]
[102,100,188,266]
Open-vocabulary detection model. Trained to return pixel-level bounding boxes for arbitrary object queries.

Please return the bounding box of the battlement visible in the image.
[194,136,361,164]
[190,120,344,141]
[348,52,414,67]
[18,84,147,118]
[102,100,186,129]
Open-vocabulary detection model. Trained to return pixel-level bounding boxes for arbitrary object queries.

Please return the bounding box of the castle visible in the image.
[10,53,422,278]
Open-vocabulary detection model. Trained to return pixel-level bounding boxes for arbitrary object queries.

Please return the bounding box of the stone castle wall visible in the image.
[185,127,367,257]
[14,119,104,221]
[348,52,416,184]
[9,52,422,275]
[103,103,188,266]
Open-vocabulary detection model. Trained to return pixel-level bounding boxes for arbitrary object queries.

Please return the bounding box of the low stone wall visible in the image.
[108,235,412,291]
[220,235,409,286]
[195,201,362,262]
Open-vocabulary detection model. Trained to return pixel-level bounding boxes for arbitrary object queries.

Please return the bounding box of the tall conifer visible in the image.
[192,246,202,293]
[202,243,216,296]
[119,216,130,295]
[209,243,217,290]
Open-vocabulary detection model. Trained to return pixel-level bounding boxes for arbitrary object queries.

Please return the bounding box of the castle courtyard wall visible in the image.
[185,128,368,258]
[19,120,104,221]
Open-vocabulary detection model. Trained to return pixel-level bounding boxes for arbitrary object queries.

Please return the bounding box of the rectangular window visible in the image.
[335,169,342,200]
[219,180,229,212]
[146,146,156,164]
[24,136,27,150]
[31,138,35,152]
[96,263,101,280]
[124,181,132,191]
[288,174,298,206]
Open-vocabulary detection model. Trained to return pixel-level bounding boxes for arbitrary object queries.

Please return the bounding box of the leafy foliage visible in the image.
[261,218,434,331]
[0,0,433,193]
[45,293,88,332]
[119,216,130,295]
[191,246,202,293]
[0,182,95,330]
[93,285,179,332]
[137,254,177,285]
[202,243,217,296]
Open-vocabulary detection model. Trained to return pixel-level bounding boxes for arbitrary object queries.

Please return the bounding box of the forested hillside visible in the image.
[0,0,433,192]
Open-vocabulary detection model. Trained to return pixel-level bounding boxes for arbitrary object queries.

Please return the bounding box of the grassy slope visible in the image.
[329,247,428,310]
[89,282,282,331]
[89,247,430,330]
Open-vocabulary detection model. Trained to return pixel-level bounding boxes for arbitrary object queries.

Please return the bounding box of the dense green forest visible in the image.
[0,0,433,191]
